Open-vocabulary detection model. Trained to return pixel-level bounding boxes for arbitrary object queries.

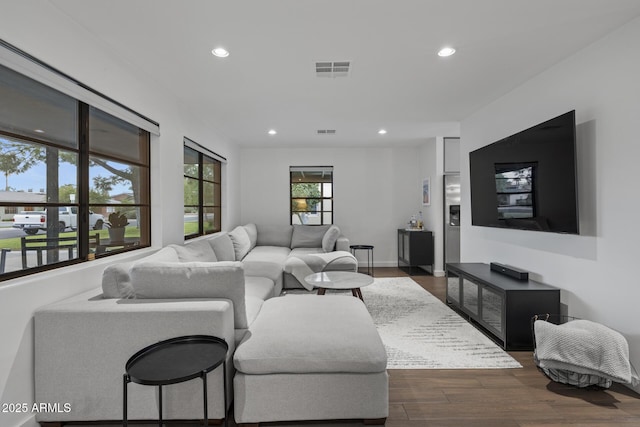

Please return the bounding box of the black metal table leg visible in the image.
[123,374,129,427]
[202,370,208,425]
[223,360,228,427]
[158,384,162,427]
[123,336,228,427]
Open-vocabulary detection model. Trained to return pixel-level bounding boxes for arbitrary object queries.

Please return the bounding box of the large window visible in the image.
[184,142,222,238]
[0,63,151,281]
[290,166,333,225]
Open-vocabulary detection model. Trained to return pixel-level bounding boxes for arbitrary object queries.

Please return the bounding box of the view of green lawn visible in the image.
[1,221,200,251]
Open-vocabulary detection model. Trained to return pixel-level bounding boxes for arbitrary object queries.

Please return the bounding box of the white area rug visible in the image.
[292,277,522,369]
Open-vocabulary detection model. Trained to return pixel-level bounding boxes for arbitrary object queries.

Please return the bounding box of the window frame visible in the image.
[184,143,222,239]
[0,63,152,282]
[290,166,334,225]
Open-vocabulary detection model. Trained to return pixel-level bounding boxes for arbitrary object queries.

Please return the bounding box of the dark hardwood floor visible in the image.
[79,267,640,427]
[380,267,640,427]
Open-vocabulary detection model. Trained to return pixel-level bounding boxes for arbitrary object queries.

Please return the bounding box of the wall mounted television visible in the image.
[469,110,579,234]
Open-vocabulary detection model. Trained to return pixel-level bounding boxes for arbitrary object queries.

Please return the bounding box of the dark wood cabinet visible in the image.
[446,262,561,350]
[397,229,434,274]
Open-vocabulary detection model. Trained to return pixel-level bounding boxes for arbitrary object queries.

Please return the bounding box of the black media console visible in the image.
[445,263,560,351]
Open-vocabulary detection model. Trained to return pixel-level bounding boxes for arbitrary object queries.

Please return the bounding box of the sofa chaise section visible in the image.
[233,296,388,425]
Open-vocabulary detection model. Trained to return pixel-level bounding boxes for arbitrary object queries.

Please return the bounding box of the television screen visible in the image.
[469,111,579,234]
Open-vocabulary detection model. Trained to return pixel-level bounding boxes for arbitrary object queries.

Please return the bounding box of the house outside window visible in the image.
[290,166,333,225]
[0,61,151,281]
[184,141,222,238]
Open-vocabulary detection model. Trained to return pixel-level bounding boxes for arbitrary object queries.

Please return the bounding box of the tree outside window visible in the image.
[290,166,333,225]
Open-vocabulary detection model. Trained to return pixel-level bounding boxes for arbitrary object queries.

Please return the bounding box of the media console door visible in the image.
[445,262,560,350]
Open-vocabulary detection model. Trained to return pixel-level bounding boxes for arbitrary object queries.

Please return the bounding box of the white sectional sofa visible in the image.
[34,223,387,426]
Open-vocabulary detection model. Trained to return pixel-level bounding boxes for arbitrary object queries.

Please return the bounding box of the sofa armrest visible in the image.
[336,234,350,252]
[35,295,234,422]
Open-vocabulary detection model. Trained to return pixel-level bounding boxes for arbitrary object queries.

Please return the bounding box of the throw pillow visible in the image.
[290,224,331,248]
[229,225,252,260]
[170,240,218,262]
[321,225,341,252]
[101,261,136,299]
[207,233,236,261]
[244,223,258,250]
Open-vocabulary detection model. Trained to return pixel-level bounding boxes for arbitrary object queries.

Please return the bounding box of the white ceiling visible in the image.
[49,0,640,147]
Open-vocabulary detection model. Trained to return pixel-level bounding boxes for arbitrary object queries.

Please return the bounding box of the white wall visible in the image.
[240,145,442,271]
[0,3,240,426]
[419,137,445,274]
[461,16,640,390]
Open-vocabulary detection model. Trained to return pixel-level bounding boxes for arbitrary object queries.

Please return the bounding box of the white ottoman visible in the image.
[233,295,388,426]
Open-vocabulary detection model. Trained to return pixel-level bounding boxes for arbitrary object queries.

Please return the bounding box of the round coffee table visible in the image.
[123,335,228,427]
[304,271,374,301]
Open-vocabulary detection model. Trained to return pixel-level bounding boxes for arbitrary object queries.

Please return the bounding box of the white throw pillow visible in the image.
[170,240,218,262]
[207,233,236,261]
[229,225,252,260]
[321,225,341,252]
[244,223,258,250]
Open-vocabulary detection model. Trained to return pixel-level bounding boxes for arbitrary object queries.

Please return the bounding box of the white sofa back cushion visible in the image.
[256,224,293,247]
[101,246,179,299]
[291,225,331,248]
[229,226,252,260]
[129,260,249,329]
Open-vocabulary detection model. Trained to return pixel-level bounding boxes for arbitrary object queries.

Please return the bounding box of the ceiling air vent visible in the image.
[315,61,350,78]
[317,129,337,135]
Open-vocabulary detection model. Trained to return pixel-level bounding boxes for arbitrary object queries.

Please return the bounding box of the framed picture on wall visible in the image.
[422,177,431,206]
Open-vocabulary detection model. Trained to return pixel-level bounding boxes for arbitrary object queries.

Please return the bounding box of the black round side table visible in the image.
[350,244,374,276]
[123,335,228,427]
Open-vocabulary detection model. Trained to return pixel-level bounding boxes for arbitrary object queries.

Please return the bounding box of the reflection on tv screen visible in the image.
[495,164,534,219]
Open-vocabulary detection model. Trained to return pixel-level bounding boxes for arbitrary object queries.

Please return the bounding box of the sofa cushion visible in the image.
[256,224,293,247]
[101,246,179,299]
[321,225,341,252]
[290,225,331,248]
[129,260,249,329]
[245,276,275,300]
[101,261,136,299]
[234,295,387,374]
[245,296,264,328]
[242,246,291,284]
[208,232,236,261]
[229,226,252,261]
[288,247,324,256]
[170,240,217,262]
[244,223,258,251]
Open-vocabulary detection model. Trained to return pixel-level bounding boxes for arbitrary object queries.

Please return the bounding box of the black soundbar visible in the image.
[490,262,529,281]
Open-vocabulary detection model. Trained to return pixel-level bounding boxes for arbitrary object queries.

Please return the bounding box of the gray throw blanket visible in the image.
[534,319,639,386]
[284,251,356,291]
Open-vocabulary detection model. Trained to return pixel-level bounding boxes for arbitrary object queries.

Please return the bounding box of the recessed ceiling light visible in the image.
[211,47,230,58]
[378,129,387,135]
[438,47,456,57]
[34,129,45,133]
[268,129,277,135]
